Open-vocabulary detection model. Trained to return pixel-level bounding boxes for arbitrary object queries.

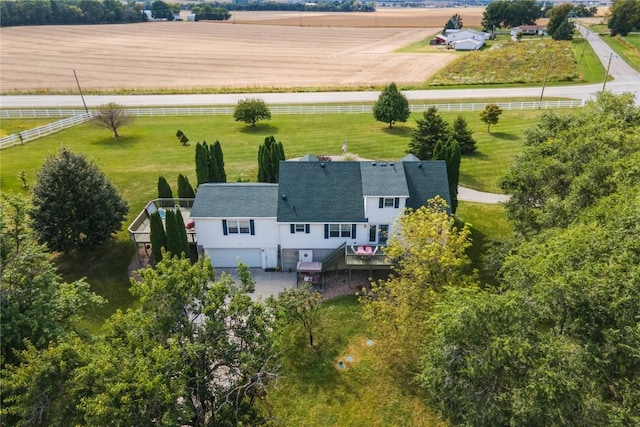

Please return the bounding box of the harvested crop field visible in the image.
[0,8,486,93]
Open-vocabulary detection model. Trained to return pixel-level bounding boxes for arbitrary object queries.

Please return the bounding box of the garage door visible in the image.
[206,249,262,268]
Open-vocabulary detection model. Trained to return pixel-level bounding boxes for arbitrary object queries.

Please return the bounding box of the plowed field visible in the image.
[0,8,485,93]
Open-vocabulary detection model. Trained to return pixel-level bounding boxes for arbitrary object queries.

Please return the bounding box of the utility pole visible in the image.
[602,54,615,91]
[539,53,552,106]
[73,69,89,114]
[579,30,589,66]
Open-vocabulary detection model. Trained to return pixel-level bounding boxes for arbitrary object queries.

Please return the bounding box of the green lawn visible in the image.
[266,295,444,426]
[0,118,59,136]
[0,108,543,322]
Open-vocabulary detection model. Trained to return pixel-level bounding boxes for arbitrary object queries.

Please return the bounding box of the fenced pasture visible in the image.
[0,8,488,94]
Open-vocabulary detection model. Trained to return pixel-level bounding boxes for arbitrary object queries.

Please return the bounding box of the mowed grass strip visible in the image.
[600,34,640,72]
[267,295,444,427]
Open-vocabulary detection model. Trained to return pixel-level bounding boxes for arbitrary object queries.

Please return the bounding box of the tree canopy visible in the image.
[419,92,640,426]
[30,148,128,253]
[547,3,575,41]
[361,197,473,377]
[233,98,272,126]
[500,91,640,235]
[372,82,410,128]
[607,0,640,36]
[91,102,134,138]
[479,103,503,133]
[481,0,541,31]
[257,136,285,183]
[3,258,281,426]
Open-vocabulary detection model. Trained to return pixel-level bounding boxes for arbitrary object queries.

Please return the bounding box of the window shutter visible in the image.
[394,197,400,208]
[250,220,255,235]
[352,224,357,239]
[305,224,310,234]
[222,219,228,236]
[324,224,329,239]
[378,198,384,208]
[290,224,295,234]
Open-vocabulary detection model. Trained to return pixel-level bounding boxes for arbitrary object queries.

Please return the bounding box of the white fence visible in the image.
[0,113,93,149]
[0,100,585,149]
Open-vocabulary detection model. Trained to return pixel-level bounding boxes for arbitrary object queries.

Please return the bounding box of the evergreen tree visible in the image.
[157,175,173,207]
[175,208,190,259]
[257,136,285,183]
[452,115,477,154]
[164,209,182,258]
[433,139,460,213]
[408,107,451,160]
[373,82,411,128]
[208,142,218,184]
[149,210,166,264]
[195,141,210,187]
[212,140,226,182]
[177,174,196,200]
[30,148,128,253]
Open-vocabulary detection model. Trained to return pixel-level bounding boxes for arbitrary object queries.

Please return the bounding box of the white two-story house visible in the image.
[188,154,451,272]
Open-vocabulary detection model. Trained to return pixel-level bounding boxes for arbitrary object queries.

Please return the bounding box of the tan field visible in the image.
[0,8,487,93]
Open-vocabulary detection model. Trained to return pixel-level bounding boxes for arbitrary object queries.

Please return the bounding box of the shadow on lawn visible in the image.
[92,134,142,148]
[238,124,279,135]
[489,131,520,141]
[381,125,412,137]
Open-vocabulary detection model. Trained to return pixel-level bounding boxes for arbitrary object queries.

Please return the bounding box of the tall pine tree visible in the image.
[452,115,477,154]
[433,139,460,213]
[149,211,166,264]
[408,107,451,160]
[175,208,191,259]
[157,176,173,207]
[195,141,210,187]
[211,141,226,182]
[164,209,181,258]
[257,136,285,183]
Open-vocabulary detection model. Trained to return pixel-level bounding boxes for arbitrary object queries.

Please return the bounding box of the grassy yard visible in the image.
[0,108,544,322]
[265,295,444,426]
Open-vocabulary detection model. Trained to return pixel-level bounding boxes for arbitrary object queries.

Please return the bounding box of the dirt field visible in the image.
[0,8,487,93]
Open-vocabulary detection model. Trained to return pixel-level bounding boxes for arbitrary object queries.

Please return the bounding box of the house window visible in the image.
[290,224,310,234]
[325,223,354,238]
[223,219,255,235]
[378,197,400,208]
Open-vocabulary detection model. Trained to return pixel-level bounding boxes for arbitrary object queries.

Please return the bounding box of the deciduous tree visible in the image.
[274,283,323,347]
[547,3,575,40]
[479,103,503,133]
[372,82,410,128]
[91,102,133,138]
[443,13,462,31]
[233,98,271,126]
[608,0,640,36]
[361,197,473,377]
[1,194,105,367]
[30,148,128,253]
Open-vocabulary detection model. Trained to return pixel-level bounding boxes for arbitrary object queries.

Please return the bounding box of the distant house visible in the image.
[452,39,484,51]
[430,34,448,45]
[444,28,490,50]
[511,25,547,37]
[445,28,491,43]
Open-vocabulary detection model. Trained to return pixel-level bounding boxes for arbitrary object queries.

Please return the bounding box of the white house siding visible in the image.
[364,196,405,224]
[193,217,279,268]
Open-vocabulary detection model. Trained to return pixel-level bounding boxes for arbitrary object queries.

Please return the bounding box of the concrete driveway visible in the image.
[215,267,297,300]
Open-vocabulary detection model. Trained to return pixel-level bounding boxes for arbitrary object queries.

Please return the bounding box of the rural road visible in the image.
[1,25,638,108]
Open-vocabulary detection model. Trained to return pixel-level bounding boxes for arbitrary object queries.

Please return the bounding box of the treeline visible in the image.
[185,0,375,13]
[0,0,147,27]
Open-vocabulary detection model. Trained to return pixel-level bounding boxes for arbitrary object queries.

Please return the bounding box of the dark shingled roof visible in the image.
[402,160,451,211]
[277,161,365,223]
[190,183,279,218]
[360,161,409,197]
